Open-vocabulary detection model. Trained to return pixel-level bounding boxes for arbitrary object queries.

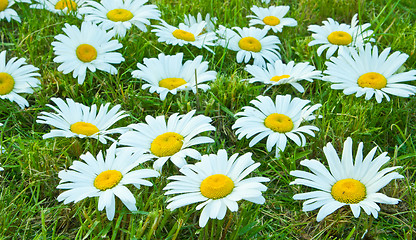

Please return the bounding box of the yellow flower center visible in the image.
[357,72,387,89]
[0,0,8,11]
[54,0,77,11]
[200,174,234,199]
[264,113,294,133]
[0,72,15,95]
[238,37,262,52]
[172,29,196,42]
[150,132,184,157]
[327,31,352,45]
[70,122,99,136]
[76,44,97,63]
[270,75,290,82]
[106,8,134,22]
[94,170,123,191]
[159,77,187,90]
[331,178,366,204]
[263,16,280,26]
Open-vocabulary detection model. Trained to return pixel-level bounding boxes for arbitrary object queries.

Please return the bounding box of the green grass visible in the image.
[1,0,416,239]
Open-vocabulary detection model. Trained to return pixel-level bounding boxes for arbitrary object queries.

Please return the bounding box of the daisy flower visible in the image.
[52,21,124,84]
[0,50,41,109]
[152,20,217,53]
[184,12,217,32]
[308,13,374,58]
[36,97,128,144]
[131,52,217,101]
[323,43,416,103]
[164,149,269,227]
[80,0,161,38]
[247,5,297,33]
[0,0,30,22]
[57,142,160,221]
[261,0,270,3]
[244,60,322,93]
[290,137,403,221]
[232,95,321,157]
[118,110,215,171]
[30,0,88,18]
[216,26,281,67]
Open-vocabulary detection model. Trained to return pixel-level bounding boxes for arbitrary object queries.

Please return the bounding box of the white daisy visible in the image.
[36,97,128,144]
[118,110,215,171]
[323,43,416,103]
[261,0,270,3]
[80,0,161,38]
[308,13,374,58]
[0,50,41,109]
[216,26,281,67]
[57,142,160,221]
[131,52,217,101]
[30,0,88,18]
[164,149,269,227]
[290,137,403,221]
[244,60,322,93]
[184,12,217,32]
[247,5,297,33]
[232,95,321,157]
[152,20,217,53]
[0,0,29,22]
[52,21,124,84]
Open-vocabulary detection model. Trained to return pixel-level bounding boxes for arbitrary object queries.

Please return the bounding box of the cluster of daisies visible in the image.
[0,0,413,229]
[36,98,269,226]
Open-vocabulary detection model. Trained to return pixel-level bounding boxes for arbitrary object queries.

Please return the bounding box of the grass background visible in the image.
[0,0,415,239]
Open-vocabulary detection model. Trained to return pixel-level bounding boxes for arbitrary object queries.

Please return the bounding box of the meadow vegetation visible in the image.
[0,0,415,239]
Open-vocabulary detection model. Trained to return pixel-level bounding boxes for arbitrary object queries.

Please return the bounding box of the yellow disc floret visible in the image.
[0,0,9,11]
[264,113,294,133]
[70,122,100,136]
[327,31,353,45]
[159,77,187,90]
[0,72,15,95]
[54,0,77,11]
[331,178,366,204]
[200,174,234,199]
[150,132,184,157]
[106,9,134,22]
[263,16,280,26]
[238,37,262,52]
[172,29,196,42]
[270,75,290,82]
[357,72,387,89]
[76,44,97,63]
[94,170,123,191]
